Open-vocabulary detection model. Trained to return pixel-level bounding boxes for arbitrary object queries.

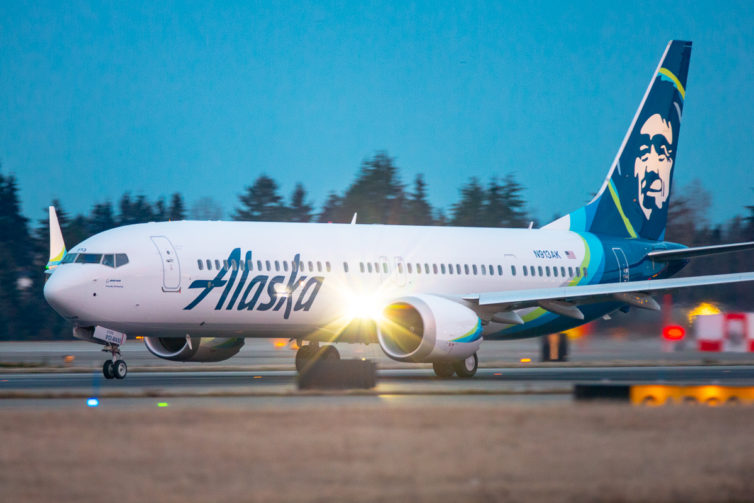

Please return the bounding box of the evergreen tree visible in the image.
[0,172,32,265]
[404,174,434,225]
[340,151,405,224]
[317,193,345,223]
[89,202,116,234]
[190,197,224,220]
[499,174,528,227]
[234,175,287,221]
[451,177,485,226]
[168,193,186,221]
[288,184,313,222]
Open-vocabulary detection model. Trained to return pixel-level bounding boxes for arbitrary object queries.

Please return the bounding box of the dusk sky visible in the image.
[2,1,753,225]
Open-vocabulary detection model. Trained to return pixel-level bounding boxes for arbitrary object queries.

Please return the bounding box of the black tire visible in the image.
[321,345,340,361]
[432,361,455,378]
[452,353,478,378]
[113,360,128,379]
[103,360,115,379]
[557,333,569,362]
[295,345,314,372]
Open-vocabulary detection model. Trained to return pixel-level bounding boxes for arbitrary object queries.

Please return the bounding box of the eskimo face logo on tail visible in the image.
[634,113,674,220]
[184,249,324,319]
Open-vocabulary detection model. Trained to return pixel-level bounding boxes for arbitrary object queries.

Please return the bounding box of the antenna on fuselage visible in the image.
[351,212,358,224]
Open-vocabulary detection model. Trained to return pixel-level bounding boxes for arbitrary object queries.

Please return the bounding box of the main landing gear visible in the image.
[102,343,127,380]
[294,342,340,372]
[432,353,478,378]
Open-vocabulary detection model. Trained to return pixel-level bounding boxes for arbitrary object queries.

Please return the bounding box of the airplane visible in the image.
[43,40,754,380]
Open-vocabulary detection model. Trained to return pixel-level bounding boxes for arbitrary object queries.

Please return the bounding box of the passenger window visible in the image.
[257,260,263,271]
[367,263,373,273]
[416,263,421,274]
[575,268,580,277]
[529,265,535,276]
[568,267,573,277]
[115,254,129,267]
[560,266,565,277]
[215,259,221,270]
[397,263,403,273]
[440,264,445,274]
[481,265,486,275]
[239,261,245,271]
[583,267,588,277]
[553,267,558,277]
[546,266,550,277]
[424,263,430,274]
[197,259,203,270]
[464,264,469,275]
[383,262,388,273]
[283,261,288,272]
[472,265,478,275]
[538,266,543,276]
[433,264,438,274]
[407,263,413,274]
[265,260,271,271]
[511,265,516,276]
[231,259,238,271]
[359,262,364,273]
[523,266,528,277]
[344,262,349,273]
[498,265,503,276]
[317,261,322,273]
[326,262,331,272]
[489,264,494,275]
[374,262,379,273]
[206,259,212,270]
[456,264,461,275]
[102,254,115,268]
[447,264,452,275]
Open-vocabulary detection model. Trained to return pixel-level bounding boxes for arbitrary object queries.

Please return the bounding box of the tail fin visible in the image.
[546,40,692,241]
[46,206,66,272]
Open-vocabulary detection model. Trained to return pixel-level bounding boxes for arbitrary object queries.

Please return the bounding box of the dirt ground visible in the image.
[1,403,753,502]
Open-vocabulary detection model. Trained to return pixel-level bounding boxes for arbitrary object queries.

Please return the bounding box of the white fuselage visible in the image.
[44,221,590,342]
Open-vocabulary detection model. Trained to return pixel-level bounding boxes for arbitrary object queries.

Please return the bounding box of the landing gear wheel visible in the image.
[103,360,115,379]
[295,344,316,372]
[452,353,478,378]
[113,360,128,379]
[320,345,340,361]
[432,361,455,378]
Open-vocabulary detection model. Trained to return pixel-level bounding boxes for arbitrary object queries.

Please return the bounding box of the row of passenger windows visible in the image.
[197,257,587,280]
[61,253,130,268]
[198,258,332,274]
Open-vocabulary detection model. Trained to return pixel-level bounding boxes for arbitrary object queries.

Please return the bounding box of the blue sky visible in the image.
[2,1,753,225]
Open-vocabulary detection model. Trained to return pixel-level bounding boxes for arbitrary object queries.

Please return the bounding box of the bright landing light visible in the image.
[345,294,384,321]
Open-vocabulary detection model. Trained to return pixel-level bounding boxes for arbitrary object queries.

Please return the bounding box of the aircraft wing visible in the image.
[462,272,754,320]
[648,241,754,261]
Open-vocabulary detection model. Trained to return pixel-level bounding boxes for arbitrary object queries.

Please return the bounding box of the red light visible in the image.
[662,325,686,341]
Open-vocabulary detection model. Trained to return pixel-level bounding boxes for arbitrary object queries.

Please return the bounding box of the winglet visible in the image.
[46,206,66,272]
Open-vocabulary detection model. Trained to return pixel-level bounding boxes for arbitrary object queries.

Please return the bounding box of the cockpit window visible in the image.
[62,253,78,264]
[102,254,116,268]
[115,254,129,267]
[76,253,103,264]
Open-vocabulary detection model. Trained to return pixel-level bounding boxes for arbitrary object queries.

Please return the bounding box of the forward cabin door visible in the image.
[151,236,181,292]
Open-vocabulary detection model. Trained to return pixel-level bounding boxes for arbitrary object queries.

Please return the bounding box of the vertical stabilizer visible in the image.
[546,40,692,241]
[46,206,66,272]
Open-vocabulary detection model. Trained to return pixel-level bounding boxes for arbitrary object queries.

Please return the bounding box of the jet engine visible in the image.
[377,294,482,363]
[144,336,245,362]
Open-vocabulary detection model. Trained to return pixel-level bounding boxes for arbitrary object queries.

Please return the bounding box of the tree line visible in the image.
[0,151,751,340]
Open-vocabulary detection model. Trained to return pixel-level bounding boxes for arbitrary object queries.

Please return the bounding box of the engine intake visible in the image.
[144,336,245,362]
[377,295,482,363]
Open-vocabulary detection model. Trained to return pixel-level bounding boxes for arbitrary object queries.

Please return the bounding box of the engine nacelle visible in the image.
[377,294,482,363]
[144,336,245,362]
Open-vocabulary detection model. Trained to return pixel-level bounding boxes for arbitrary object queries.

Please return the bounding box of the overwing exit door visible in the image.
[151,236,181,292]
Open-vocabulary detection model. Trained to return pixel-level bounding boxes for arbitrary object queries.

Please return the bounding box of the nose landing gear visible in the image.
[102,344,127,379]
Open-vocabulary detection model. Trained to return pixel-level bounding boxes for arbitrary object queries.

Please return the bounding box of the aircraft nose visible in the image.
[44,269,84,319]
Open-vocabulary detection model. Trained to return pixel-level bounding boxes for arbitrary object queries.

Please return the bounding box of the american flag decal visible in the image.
[565,250,576,259]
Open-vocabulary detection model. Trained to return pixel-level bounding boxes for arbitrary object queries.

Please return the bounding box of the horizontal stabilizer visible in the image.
[648,241,754,261]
